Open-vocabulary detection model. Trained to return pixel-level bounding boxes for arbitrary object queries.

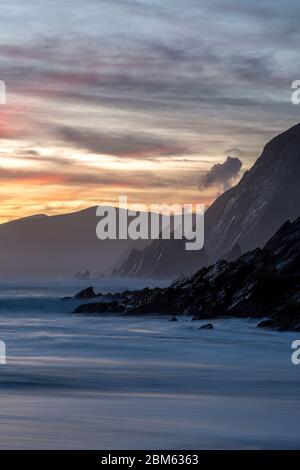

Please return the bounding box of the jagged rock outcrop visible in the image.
[73,217,300,331]
[114,123,300,279]
[74,301,125,314]
[222,243,242,262]
[74,287,97,299]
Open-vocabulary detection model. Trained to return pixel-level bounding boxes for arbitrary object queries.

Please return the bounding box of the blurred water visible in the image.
[0,278,299,449]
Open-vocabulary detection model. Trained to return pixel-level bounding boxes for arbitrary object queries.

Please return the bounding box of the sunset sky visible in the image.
[0,0,299,222]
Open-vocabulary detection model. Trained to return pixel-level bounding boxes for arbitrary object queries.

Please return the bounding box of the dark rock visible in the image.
[199,323,214,330]
[73,216,300,331]
[74,287,96,299]
[257,319,275,329]
[169,317,178,322]
[75,269,91,279]
[222,243,242,262]
[257,304,300,332]
[74,301,125,315]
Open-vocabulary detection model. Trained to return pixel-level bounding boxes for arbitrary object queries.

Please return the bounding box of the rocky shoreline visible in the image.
[71,217,300,332]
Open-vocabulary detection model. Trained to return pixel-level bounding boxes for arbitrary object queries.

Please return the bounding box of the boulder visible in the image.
[199,323,214,330]
[74,287,96,299]
[74,301,125,314]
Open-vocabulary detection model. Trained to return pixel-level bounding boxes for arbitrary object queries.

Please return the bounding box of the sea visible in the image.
[0,277,299,449]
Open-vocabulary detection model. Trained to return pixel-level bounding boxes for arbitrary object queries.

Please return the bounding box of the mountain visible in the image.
[115,122,300,279]
[0,207,151,279]
[74,216,300,332]
[112,240,210,279]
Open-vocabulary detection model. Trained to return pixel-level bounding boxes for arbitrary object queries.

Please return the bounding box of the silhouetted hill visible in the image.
[115,122,300,279]
[0,207,150,278]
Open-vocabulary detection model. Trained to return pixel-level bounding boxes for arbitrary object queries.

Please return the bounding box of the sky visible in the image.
[0,0,299,222]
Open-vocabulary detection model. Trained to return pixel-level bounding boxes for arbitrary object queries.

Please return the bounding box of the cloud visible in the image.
[199,156,243,191]
[54,125,186,158]
[224,148,245,158]
[0,165,185,189]
[1,0,300,220]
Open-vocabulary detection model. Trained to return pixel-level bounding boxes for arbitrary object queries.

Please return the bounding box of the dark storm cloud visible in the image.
[1,0,300,182]
[200,156,243,190]
[54,125,186,158]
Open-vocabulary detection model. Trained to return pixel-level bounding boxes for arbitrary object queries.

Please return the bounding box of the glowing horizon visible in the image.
[0,0,299,222]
